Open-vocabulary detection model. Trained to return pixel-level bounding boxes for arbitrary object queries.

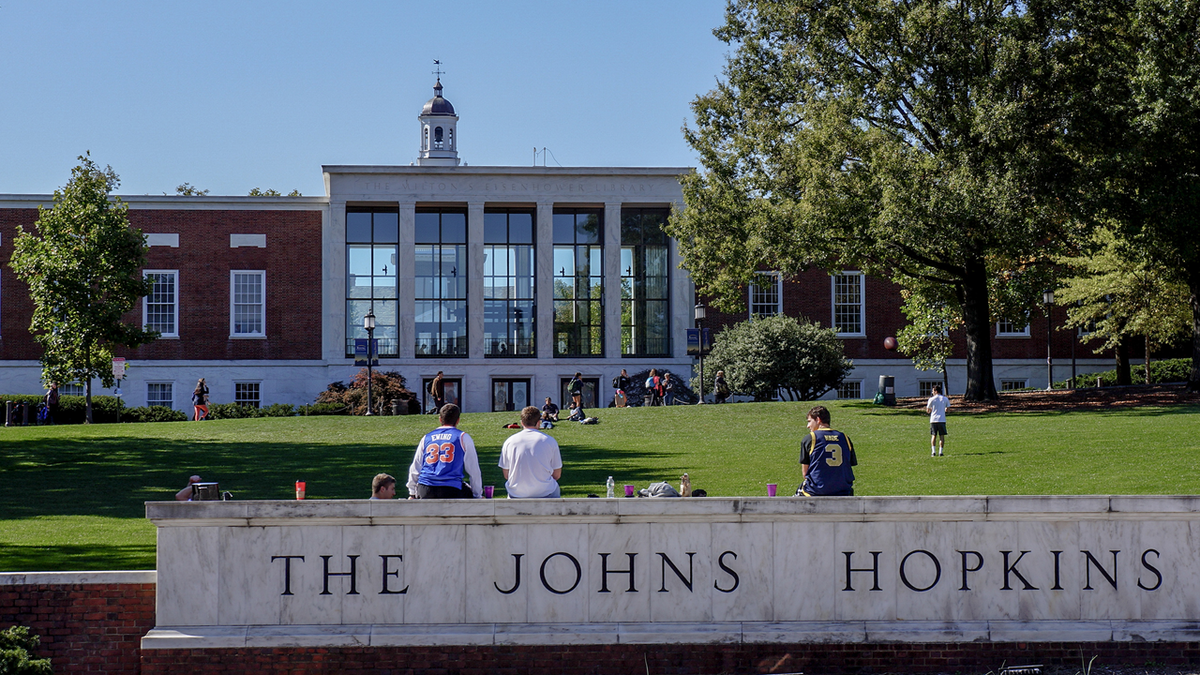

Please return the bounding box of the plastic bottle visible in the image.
[606,476,615,499]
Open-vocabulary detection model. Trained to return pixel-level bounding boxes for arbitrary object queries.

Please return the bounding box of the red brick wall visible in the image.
[139,642,1200,674]
[0,582,155,675]
[0,207,323,362]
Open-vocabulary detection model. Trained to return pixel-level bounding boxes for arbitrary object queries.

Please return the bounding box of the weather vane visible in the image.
[432,60,445,80]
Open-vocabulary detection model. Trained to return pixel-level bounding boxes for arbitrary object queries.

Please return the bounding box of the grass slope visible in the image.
[2,400,1198,571]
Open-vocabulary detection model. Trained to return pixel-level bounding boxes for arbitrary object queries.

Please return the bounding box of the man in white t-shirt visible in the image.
[498,406,563,498]
[925,383,950,457]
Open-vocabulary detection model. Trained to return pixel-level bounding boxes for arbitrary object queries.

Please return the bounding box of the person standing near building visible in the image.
[567,372,583,409]
[613,368,630,407]
[43,383,59,425]
[192,378,209,421]
[926,383,950,457]
[714,371,730,404]
[795,405,857,497]
[429,371,446,411]
[406,404,482,499]
[499,406,563,498]
[662,371,675,406]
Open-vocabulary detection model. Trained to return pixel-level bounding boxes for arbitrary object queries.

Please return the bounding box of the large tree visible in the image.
[10,154,158,423]
[669,0,1083,400]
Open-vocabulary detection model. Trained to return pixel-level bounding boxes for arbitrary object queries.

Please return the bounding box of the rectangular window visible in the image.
[492,379,531,412]
[620,208,671,357]
[832,272,865,336]
[1000,379,1028,391]
[143,270,178,337]
[553,209,604,357]
[997,319,1030,337]
[230,271,265,337]
[918,381,940,398]
[147,382,173,408]
[484,210,536,357]
[837,380,862,399]
[560,377,601,409]
[415,209,468,357]
[59,383,85,397]
[234,382,261,408]
[749,271,782,318]
[346,207,399,357]
[422,377,461,412]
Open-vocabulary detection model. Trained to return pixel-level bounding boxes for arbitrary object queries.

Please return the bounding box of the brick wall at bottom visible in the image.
[141,641,1200,675]
[0,583,155,675]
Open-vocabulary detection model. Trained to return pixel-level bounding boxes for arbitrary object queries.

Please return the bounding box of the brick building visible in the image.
[0,81,1111,412]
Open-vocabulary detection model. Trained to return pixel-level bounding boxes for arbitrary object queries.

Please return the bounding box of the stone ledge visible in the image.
[141,620,1200,649]
[0,570,156,585]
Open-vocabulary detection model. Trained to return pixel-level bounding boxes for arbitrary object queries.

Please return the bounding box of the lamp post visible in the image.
[364,308,376,416]
[1043,289,1055,390]
[695,302,706,404]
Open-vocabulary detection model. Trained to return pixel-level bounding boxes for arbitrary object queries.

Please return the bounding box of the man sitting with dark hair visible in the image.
[406,404,482,499]
[795,405,857,497]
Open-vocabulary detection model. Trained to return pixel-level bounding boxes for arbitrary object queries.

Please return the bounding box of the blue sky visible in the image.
[0,1,729,197]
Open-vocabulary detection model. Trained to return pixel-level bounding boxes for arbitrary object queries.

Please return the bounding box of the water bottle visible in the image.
[606,476,615,499]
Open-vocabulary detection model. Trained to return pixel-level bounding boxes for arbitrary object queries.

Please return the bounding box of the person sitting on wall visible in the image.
[795,405,858,497]
[175,475,203,501]
[499,406,563,499]
[371,473,396,499]
[406,404,482,499]
[541,397,559,422]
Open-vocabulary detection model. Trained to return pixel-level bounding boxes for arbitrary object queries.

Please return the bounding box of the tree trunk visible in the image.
[1144,335,1152,385]
[1115,339,1131,386]
[1188,272,1200,392]
[959,258,998,401]
[84,345,93,424]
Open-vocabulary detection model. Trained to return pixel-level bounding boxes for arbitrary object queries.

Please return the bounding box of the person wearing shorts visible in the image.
[926,383,950,457]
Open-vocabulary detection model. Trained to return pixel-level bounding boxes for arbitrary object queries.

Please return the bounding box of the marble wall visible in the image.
[145,496,1200,648]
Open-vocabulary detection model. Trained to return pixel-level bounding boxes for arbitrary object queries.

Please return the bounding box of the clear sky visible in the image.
[0,1,730,197]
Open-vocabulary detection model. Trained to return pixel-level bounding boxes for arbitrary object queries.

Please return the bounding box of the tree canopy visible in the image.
[700,314,852,402]
[668,0,1083,400]
[10,154,158,423]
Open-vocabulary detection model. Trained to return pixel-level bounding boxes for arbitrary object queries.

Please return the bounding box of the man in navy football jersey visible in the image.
[406,404,483,499]
[796,405,857,497]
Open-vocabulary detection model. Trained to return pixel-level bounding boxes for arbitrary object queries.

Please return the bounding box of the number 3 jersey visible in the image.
[799,428,857,496]
[407,426,483,497]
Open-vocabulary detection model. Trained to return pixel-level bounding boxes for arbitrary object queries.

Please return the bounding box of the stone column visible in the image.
[468,201,486,360]
[536,201,556,398]
[603,201,624,360]
[324,200,347,361]
[397,201,416,360]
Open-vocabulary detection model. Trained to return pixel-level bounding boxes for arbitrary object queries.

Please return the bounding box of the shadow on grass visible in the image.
[553,442,680,496]
[0,543,156,572]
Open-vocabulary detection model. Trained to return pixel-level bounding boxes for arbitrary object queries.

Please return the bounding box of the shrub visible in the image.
[316,369,411,415]
[0,625,52,674]
[122,406,188,423]
[699,315,853,401]
[207,403,256,420]
[299,402,346,416]
[1055,357,1193,388]
[0,394,125,424]
[259,403,295,417]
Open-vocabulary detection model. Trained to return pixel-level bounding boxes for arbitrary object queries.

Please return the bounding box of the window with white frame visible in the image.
[832,272,865,336]
[234,382,261,408]
[230,271,265,337]
[59,383,85,397]
[1000,379,1028,391]
[143,270,179,337]
[749,272,782,318]
[919,381,940,398]
[996,317,1030,337]
[836,380,862,399]
[147,382,173,408]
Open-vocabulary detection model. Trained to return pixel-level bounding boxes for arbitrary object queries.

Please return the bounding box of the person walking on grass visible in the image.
[192,378,209,421]
[926,383,950,457]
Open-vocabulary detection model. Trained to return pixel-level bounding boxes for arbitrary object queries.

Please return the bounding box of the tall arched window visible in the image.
[434,127,444,149]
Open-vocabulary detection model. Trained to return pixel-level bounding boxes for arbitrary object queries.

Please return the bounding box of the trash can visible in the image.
[877,375,896,406]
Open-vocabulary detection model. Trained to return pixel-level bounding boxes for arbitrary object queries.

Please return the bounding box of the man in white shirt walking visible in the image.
[499,406,563,498]
[925,383,951,457]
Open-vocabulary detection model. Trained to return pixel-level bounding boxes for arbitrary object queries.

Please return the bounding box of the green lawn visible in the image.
[2,399,1198,572]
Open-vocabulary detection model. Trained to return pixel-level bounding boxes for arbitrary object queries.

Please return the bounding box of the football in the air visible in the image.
[883,336,898,351]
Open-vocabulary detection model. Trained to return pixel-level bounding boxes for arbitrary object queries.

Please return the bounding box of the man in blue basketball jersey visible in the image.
[796,405,857,497]
[406,404,483,499]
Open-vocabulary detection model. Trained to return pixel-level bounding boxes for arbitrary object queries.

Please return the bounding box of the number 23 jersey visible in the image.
[800,428,857,495]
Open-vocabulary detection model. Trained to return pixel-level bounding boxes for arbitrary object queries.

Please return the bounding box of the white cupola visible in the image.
[416,79,460,166]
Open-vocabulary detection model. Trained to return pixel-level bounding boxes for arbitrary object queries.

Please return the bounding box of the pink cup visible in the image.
[483,486,494,499]
[767,483,777,497]
[624,485,635,497]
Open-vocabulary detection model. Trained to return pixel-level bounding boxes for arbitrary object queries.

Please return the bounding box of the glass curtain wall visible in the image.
[553,209,604,357]
[346,207,399,356]
[620,208,670,356]
[483,210,536,356]
[415,209,468,357]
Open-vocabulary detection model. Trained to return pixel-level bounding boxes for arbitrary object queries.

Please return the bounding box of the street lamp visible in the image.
[364,308,376,416]
[695,302,706,404]
[1043,289,1055,391]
